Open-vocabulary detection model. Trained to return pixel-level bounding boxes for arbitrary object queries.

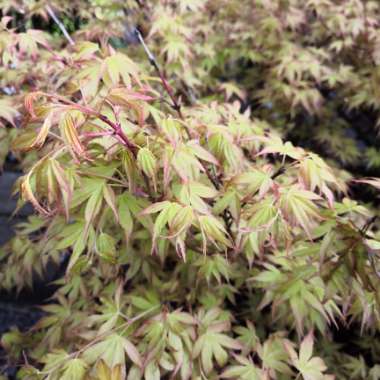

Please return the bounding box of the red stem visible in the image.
[38,92,138,157]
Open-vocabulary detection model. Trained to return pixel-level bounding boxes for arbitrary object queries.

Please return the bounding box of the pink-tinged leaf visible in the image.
[299,331,314,363]
[108,87,155,103]
[30,111,53,150]
[140,201,171,215]
[0,99,19,127]
[50,159,73,221]
[187,141,219,165]
[123,338,143,368]
[103,185,119,223]
[259,137,305,160]
[321,184,334,208]
[280,187,322,238]
[20,163,50,216]
[168,205,194,237]
[84,185,103,235]
[59,112,86,158]
[283,339,298,363]
[354,178,380,190]
[24,92,42,118]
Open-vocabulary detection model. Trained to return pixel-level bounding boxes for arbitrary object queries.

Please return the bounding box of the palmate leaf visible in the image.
[61,358,87,380]
[193,331,242,374]
[187,140,219,166]
[82,334,142,371]
[284,332,331,380]
[133,309,195,378]
[279,187,322,237]
[233,169,273,199]
[175,181,218,214]
[221,355,262,380]
[41,350,71,375]
[194,254,231,284]
[299,154,341,191]
[91,360,122,380]
[170,144,206,182]
[96,232,117,263]
[137,147,157,189]
[49,158,74,220]
[162,37,191,63]
[257,335,292,375]
[254,256,333,334]
[141,201,189,255]
[234,322,259,355]
[193,308,242,374]
[341,354,368,379]
[208,131,243,171]
[59,111,86,159]
[104,53,141,87]
[198,214,232,253]
[244,197,279,260]
[20,160,52,215]
[259,136,305,160]
[213,188,240,219]
[119,192,153,232]
[298,153,345,205]
[159,117,184,148]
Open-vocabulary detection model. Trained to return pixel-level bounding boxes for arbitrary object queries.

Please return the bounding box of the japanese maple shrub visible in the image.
[0,2,380,380]
[0,39,379,379]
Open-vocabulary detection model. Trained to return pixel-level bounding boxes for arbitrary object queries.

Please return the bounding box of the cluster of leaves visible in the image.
[1,1,380,379]
[3,0,380,170]
[141,0,380,170]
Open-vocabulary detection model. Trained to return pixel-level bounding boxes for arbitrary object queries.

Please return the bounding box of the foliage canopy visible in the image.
[1,1,380,379]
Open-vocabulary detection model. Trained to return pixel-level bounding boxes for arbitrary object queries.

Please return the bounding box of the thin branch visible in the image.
[134,28,237,237]
[96,113,138,157]
[45,4,75,46]
[134,28,183,118]
[360,215,378,236]
[31,92,138,157]
[39,93,161,200]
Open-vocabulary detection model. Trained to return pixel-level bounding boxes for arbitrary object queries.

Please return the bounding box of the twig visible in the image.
[134,28,236,237]
[134,28,183,118]
[241,165,287,207]
[45,4,75,46]
[135,28,233,234]
[28,93,162,200]
[96,113,138,157]
[360,215,378,236]
[29,92,138,156]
